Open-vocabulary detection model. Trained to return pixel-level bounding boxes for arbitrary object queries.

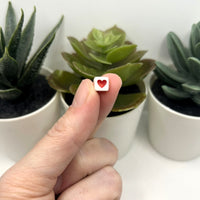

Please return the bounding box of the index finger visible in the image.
[13,74,121,181]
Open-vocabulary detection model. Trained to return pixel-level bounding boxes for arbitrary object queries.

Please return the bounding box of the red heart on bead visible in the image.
[97,80,107,88]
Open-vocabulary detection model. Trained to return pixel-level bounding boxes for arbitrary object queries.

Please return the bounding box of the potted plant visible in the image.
[148,22,200,161]
[48,26,155,158]
[0,2,63,161]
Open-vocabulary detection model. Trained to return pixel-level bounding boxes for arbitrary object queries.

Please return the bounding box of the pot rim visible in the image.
[148,74,200,120]
[60,82,147,119]
[0,67,57,122]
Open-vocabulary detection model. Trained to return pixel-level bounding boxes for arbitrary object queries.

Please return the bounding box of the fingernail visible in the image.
[72,79,92,107]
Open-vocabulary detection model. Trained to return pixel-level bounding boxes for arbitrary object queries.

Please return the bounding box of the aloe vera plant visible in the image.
[48,26,155,112]
[155,22,200,105]
[0,2,63,100]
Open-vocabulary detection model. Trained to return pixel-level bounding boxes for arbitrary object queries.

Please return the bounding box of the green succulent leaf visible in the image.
[59,26,154,113]
[5,1,17,44]
[194,43,200,60]
[155,61,187,83]
[7,9,24,59]
[182,82,200,94]
[121,60,154,86]
[112,92,146,112]
[62,52,105,70]
[127,50,147,63]
[0,48,18,85]
[106,63,143,86]
[47,70,81,93]
[192,94,200,105]
[84,39,104,53]
[72,62,103,79]
[167,32,189,72]
[106,44,137,63]
[62,52,80,67]
[105,26,126,47]
[154,68,180,87]
[162,85,190,100]
[69,83,79,94]
[89,53,112,65]
[68,37,91,61]
[140,59,155,78]
[190,24,200,57]
[16,7,36,77]
[18,34,55,88]
[188,57,200,81]
[85,27,123,53]
[0,87,22,100]
[0,27,5,57]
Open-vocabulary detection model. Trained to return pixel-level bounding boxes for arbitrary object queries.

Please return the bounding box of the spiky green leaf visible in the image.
[162,85,190,100]
[112,92,146,112]
[18,16,63,88]
[0,87,22,100]
[5,1,17,44]
[7,9,24,59]
[167,32,189,72]
[0,48,18,85]
[18,34,55,88]
[16,7,36,77]
[0,73,12,88]
[0,27,5,57]
[36,16,63,54]
[47,70,81,93]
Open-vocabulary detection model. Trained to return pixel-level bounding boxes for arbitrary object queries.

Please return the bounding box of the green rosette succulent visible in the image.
[155,22,200,105]
[48,26,155,113]
[0,2,63,100]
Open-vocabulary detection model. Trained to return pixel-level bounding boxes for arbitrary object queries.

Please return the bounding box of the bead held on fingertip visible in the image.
[94,77,109,91]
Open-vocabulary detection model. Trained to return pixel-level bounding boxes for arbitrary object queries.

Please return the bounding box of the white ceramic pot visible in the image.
[148,74,200,161]
[60,92,146,159]
[0,67,61,161]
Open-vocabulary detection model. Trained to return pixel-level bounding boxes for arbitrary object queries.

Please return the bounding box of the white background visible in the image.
[1,0,200,199]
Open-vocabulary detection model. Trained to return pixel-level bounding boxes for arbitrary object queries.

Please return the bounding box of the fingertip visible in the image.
[96,73,122,123]
[103,73,122,90]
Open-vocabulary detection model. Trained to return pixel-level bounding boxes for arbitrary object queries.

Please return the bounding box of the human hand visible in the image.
[0,74,122,200]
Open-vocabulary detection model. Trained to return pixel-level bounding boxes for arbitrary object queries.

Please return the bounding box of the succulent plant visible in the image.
[155,22,200,105]
[0,2,63,100]
[48,26,155,113]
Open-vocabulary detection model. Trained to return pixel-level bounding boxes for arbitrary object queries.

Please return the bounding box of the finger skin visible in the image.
[58,166,122,200]
[0,74,122,200]
[97,73,122,124]
[55,138,118,194]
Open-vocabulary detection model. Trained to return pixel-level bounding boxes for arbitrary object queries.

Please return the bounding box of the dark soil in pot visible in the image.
[0,75,55,119]
[152,79,200,117]
[64,84,141,117]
